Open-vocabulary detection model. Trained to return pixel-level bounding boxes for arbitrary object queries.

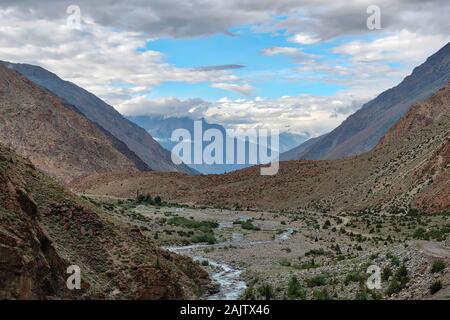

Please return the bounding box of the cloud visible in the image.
[277,0,450,41]
[287,33,321,45]
[0,8,241,105]
[202,93,365,137]
[210,83,253,96]
[262,47,300,56]
[0,1,448,41]
[117,97,210,118]
[333,30,450,63]
[194,64,245,71]
[0,1,448,138]
[0,0,307,38]
[261,47,317,61]
[116,93,366,137]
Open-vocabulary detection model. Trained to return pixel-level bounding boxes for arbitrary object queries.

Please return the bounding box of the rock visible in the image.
[15,188,37,217]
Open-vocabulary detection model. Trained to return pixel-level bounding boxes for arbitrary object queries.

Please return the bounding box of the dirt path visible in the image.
[418,241,450,260]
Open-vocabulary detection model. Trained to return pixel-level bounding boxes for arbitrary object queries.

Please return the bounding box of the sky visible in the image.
[0,0,449,137]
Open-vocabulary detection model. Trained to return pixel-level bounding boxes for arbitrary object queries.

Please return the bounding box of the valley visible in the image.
[86,195,450,299]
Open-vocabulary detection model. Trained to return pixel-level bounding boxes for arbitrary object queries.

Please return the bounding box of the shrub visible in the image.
[385,279,404,296]
[429,281,442,294]
[381,266,393,281]
[241,286,256,300]
[431,260,446,273]
[306,274,329,287]
[287,276,306,300]
[344,270,363,285]
[258,284,274,300]
[192,233,216,244]
[136,193,154,205]
[313,288,331,300]
[305,248,326,256]
[385,264,409,296]
[395,264,409,284]
[238,220,260,231]
[168,217,219,230]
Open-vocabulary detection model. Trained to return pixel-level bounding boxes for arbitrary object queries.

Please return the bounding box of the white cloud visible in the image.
[333,30,450,63]
[202,93,364,136]
[288,33,321,45]
[0,8,241,105]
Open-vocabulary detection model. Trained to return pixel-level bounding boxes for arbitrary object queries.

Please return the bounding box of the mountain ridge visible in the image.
[282,42,450,161]
[1,61,195,175]
[0,64,151,184]
[72,83,450,214]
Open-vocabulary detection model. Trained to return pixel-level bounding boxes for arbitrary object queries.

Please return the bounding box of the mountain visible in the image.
[0,143,210,299]
[282,42,450,161]
[72,83,450,214]
[1,61,195,175]
[0,64,150,184]
[128,115,308,174]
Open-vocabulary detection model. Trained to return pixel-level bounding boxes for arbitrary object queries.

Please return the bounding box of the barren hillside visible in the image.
[0,64,150,184]
[0,143,210,299]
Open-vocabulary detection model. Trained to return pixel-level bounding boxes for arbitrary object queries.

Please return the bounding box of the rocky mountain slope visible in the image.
[72,83,450,214]
[0,64,152,184]
[282,42,450,161]
[1,61,195,175]
[0,143,210,299]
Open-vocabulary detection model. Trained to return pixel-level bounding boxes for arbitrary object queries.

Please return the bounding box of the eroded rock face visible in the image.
[445,235,450,248]
[0,145,211,300]
[0,178,68,299]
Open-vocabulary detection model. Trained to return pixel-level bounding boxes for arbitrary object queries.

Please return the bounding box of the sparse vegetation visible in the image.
[430,260,446,273]
[287,276,306,300]
[429,281,442,294]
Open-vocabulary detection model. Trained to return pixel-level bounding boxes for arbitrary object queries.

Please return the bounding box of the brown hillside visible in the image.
[0,143,210,299]
[0,64,149,184]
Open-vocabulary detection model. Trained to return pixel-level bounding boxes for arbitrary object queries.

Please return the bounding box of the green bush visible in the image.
[381,266,393,281]
[385,279,404,296]
[305,248,326,256]
[234,220,261,231]
[168,216,219,230]
[136,193,154,205]
[306,274,329,287]
[385,264,409,296]
[258,284,274,300]
[431,260,446,273]
[192,233,216,244]
[313,288,331,300]
[241,286,256,300]
[344,270,364,285]
[287,276,306,300]
[429,281,442,294]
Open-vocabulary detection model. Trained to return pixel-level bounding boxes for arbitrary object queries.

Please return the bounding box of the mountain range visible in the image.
[282,42,450,161]
[73,82,450,214]
[0,64,151,184]
[1,61,195,177]
[128,115,308,174]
